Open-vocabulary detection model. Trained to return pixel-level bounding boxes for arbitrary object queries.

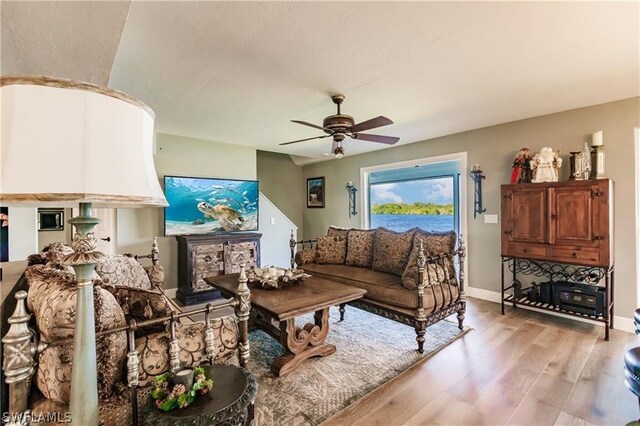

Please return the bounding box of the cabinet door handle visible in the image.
[522,248,528,254]
[550,214,557,220]
[571,252,577,258]
[504,230,512,235]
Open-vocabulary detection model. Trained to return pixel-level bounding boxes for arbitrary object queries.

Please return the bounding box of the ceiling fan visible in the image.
[280,94,399,158]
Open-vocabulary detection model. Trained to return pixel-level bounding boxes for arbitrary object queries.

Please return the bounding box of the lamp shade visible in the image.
[0,76,167,208]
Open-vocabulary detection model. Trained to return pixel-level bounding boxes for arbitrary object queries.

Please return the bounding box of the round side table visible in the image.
[142,364,258,426]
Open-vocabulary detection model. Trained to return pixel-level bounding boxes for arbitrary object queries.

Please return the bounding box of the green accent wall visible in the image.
[257,150,305,237]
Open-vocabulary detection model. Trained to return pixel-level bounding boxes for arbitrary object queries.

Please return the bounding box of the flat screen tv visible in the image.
[164,176,259,236]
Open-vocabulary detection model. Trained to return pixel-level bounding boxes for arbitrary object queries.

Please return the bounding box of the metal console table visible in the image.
[500,256,614,340]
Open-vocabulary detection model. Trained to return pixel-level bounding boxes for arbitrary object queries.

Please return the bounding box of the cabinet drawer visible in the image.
[194,244,224,254]
[505,243,547,258]
[549,247,600,264]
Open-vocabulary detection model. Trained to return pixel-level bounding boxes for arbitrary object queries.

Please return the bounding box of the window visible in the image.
[365,160,461,235]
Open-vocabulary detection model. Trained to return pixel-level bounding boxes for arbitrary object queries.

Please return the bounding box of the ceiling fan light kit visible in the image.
[281,94,400,157]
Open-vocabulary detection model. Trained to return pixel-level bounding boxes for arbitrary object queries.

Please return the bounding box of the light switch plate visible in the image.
[484,214,498,224]
[270,217,275,225]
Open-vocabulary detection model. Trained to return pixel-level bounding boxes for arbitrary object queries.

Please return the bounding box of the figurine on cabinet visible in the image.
[531,147,562,183]
[510,148,533,184]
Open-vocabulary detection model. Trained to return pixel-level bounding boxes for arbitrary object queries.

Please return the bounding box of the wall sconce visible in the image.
[469,164,486,219]
[346,181,358,217]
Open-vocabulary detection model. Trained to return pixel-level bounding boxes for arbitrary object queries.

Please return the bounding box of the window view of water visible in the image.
[369,176,456,233]
[370,214,454,233]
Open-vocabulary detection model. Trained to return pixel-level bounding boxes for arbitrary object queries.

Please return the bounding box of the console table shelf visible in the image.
[501,256,614,340]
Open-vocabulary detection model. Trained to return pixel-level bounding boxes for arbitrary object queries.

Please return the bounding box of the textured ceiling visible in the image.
[1,1,131,85]
[3,2,639,164]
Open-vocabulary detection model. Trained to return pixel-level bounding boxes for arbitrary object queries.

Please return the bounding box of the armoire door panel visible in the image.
[549,186,599,248]
[509,188,547,243]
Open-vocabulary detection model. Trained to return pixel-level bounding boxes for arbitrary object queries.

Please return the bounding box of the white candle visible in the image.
[592,131,603,146]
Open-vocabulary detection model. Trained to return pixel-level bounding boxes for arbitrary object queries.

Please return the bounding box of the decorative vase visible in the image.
[580,142,591,180]
[569,151,581,180]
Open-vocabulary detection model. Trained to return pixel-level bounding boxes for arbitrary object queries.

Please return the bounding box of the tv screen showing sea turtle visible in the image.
[164,176,259,236]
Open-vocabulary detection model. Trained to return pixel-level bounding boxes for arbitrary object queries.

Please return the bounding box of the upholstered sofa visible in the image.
[2,239,250,425]
[290,226,466,352]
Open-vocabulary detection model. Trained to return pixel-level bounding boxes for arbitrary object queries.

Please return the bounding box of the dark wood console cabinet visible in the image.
[501,179,613,267]
[176,232,261,305]
[500,179,614,339]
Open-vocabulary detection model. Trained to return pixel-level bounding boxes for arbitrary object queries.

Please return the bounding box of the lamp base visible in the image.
[61,203,104,426]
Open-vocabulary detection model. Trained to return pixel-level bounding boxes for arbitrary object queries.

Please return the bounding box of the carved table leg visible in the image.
[271,307,336,376]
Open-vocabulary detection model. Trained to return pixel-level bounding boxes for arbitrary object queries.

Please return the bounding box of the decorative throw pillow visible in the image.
[42,242,74,263]
[371,228,416,276]
[294,248,317,266]
[136,317,238,386]
[315,236,347,265]
[327,226,350,238]
[25,264,127,403]
[105,286,171,322]
[144,264,165,287]
[345,229,376,268]
[95,255,152,290]
[412,228,457,256]
[402,230,458,290]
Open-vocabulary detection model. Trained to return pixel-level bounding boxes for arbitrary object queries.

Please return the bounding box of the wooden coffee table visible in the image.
[205,273,366,376]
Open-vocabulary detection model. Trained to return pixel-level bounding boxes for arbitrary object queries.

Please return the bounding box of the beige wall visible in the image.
[116,133,257,289]
[256,150,305,237]
[302,97,639,319]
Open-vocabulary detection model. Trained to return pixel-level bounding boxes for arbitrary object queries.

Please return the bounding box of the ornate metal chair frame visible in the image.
[2,264,253,425]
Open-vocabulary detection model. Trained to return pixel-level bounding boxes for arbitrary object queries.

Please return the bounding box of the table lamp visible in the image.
[0,76,167,425]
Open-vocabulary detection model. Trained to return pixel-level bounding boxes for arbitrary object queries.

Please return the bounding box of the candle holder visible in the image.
[590,131,606,179]
[174,368,195,391]
[346,181,358,218]
[469,165,486,219]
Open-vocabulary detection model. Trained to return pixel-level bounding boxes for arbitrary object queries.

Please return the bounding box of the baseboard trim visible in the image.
[164,287,178,299]
[465,285,635,334]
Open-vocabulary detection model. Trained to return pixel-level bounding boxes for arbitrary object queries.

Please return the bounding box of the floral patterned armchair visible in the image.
[2,239,251,425]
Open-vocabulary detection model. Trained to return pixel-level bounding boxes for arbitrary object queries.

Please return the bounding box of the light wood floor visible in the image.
[325,297,638,426]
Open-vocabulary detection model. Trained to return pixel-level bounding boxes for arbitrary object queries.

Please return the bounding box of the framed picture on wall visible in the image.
[307,177,325,208]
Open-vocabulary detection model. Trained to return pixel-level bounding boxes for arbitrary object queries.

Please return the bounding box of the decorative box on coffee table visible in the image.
[176,233,261,305]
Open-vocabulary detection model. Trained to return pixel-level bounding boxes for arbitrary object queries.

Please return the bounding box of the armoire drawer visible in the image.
[549,247,600,264]
[505,243,547,258]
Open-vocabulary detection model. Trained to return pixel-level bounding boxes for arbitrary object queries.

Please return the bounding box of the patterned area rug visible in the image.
[248,305,469,425]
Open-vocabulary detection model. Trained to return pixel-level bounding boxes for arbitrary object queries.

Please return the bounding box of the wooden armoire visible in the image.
[176,232,261,305]
[501,179,613,267]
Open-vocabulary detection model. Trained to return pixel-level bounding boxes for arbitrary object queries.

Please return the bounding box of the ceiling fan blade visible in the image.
[350,116,393,133]
[291,120,328,132]
[353,133,400,145]
[279,135,330,146]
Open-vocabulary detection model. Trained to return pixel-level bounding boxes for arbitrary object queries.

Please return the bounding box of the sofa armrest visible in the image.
[289,230,318,268]
[414,235,466,317]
